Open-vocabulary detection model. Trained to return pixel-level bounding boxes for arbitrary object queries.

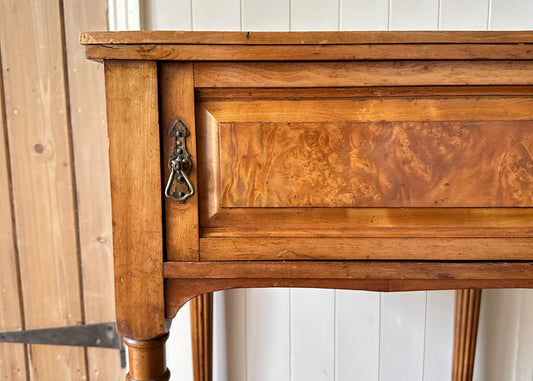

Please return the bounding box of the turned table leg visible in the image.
[452,289,482,381]
[124,333,171,381]
[190,294,213,381]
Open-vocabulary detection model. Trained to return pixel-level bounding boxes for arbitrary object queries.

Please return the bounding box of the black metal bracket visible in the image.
[0,322,126,368]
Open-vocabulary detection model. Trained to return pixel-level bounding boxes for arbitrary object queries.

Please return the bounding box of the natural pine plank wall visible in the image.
[140,1,533,381]
[0,0,123,379]
[62,1,123,379]
[0,1,87,378]
[0,45,28,381]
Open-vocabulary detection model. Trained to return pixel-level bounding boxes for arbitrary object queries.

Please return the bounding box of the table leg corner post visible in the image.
[124,332,171,381]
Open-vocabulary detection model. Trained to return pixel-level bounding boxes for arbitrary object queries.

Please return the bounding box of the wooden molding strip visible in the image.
[85,43,533,61]
[164,261,533,281]
[194,61,533,87]
[199,238,533,261]
[80,31,533,45]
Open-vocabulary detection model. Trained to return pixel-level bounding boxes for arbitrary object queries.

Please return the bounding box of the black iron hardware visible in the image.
[0,322,126,368]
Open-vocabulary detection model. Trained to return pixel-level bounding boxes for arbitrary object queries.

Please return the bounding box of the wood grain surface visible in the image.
[63,0,126,378]
[164,261,533,280]
[452,289,482,381]
[85,43,533,61]
[165,277,531,319]
[105,60,166,340]
[219,121,533,208]
[189,294,213,381]
[0,1,87,378]
[194,61,533,88]
[0,47,27,381]
[200,208,533,237]
[192,97,533,243]
[196,86,533,101]
[164,261,533,317]
[199,237,532,261]
[197,98,533,123]
[160,62,200,262]
[80,31,533,45]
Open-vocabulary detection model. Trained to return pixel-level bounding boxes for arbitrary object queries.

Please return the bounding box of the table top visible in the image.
[80,31,533,60]
[80,30,533,45]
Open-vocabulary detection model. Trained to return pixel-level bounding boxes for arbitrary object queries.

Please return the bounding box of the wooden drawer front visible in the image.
[195,92,533,260]
[219,121,532,208]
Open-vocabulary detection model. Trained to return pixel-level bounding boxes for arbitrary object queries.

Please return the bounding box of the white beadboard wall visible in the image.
[111,1,533,380]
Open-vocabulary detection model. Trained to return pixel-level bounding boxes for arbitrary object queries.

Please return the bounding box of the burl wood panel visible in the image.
[220,121,533,208]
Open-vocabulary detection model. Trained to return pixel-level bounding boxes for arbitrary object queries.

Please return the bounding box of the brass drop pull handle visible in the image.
[164,119,195,203]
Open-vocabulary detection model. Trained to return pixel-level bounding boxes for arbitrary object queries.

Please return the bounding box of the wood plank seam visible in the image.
[0,41,30,381]
[58,1,91,376]
[1,1,90,376]
[63,0,124,377]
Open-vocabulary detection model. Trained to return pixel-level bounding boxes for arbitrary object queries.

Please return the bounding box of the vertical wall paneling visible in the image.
[0,0,87,379]
[380,292,427,381]
[340,0,389,30]
[291,289,335,381]
[243,0,290,31]
[473,290,522,381]
[0,48,28,381]
[291,0,340,31]
[62,0,125,379]
[108,0,141,31]
[423,291,455,381]
[515,290,533,380]
[212,292,226,381]
[389,0,439,30]
[439,0,489,30]
[489,0,533,30]
[335,290,380,380]
[167,303,194,381]
[213,290,246,381]
[245,289,290,381]
[192,0,241,31]
[140,0,192,31]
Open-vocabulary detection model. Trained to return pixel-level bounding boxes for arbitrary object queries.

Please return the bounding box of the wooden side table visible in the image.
[81,31,533,381]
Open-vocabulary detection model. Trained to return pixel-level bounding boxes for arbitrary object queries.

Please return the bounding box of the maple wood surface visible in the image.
[194,61,533,87]
[199,237,531,261]
[80,31,533,45]
[81,31,533,61]
[197,98,533,123]
[164,261,533,280]
[163,261,532,319]
[124,334,170,381]
[105,60,166,341]
[160,62,200,262]
[85,43,533,61]
[195,86,533,100]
